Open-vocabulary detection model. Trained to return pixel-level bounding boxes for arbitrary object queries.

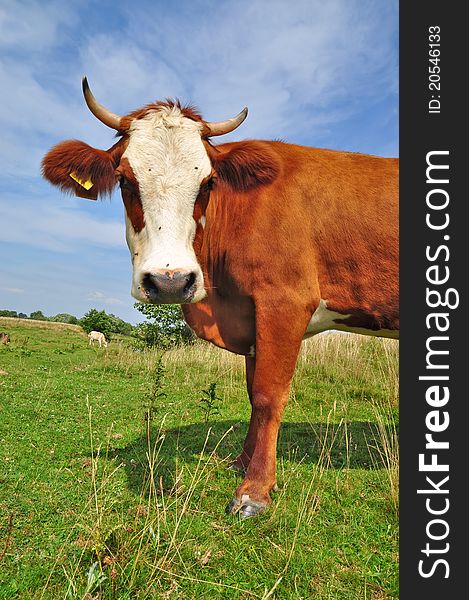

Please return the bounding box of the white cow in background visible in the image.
[88,330,108,348]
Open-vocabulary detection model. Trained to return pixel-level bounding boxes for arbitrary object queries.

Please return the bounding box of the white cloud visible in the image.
[0,194,125,253]
[118,0,397,144]
[1,287,24,294]
[87,291,124,306]
[0,63,107,180]
[78,35,187,114]
[0,0,74,52]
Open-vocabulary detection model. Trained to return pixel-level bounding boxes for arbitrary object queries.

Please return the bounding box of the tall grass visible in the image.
[70,335,397,596]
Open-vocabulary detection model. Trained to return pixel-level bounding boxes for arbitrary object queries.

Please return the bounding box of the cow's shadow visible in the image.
[106,419,396,495]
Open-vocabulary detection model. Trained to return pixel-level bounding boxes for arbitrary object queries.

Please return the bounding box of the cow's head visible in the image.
[42,79,277,304]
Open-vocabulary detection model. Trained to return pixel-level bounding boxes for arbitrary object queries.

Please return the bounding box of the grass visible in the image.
[0,316,398,599]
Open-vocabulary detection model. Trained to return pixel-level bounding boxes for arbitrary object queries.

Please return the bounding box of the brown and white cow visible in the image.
[0,332,10,345]
[42,78,398,518]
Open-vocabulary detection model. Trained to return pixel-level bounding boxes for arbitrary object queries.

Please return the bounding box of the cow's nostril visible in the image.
[184,271,196,295]
[143,273,159,297]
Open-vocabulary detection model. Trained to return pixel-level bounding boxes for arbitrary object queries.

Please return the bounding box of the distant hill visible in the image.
[0,316,84,334]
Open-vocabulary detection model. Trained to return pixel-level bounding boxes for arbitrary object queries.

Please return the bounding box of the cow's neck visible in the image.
[183,183,256,355]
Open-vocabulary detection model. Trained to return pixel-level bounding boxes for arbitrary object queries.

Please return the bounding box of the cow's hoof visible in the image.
[225,495,268,519]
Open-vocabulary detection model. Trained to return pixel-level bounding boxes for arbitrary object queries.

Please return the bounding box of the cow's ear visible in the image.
[209,141,280,193]
[42,139,124,200]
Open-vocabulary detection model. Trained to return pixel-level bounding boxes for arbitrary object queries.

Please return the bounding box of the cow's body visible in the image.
[183,141,398,357]
[88,330,108,348]
[0,332,10,345]
[42,79,398,518]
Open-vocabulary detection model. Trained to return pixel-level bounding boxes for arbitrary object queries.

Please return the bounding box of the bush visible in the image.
[133,303,195,349]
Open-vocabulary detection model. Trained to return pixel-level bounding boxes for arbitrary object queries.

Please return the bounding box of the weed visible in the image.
[64,561,107,599]
[198,382,222,423]
[145,354,167,423]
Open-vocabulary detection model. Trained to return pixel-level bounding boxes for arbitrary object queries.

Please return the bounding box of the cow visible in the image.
[42,78,398,518]
[88,330,108,348]
[0,333,10,345]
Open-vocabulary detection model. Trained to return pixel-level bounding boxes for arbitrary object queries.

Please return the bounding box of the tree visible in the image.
[30,310,48,321]
[50,313,79,324]
[79,309,114,340]
[79,309,134,340]
[133,303,195,348]
[0,310,18,318]
[106,313,134,336]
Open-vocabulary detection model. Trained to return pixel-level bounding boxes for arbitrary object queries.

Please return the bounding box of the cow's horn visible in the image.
[206,107,248,137]
[82,77,122,131]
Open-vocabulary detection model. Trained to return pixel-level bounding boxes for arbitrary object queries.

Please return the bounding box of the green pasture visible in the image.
[0,317,398,599]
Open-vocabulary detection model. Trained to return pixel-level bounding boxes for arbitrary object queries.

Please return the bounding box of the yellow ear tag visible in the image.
[70,172,94,190]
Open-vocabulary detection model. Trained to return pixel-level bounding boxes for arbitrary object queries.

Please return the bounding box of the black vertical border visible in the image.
[400,3,466,598]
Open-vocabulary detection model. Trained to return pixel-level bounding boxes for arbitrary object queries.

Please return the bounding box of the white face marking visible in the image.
[198,215,206,229]
[122,106,211,303]
[305,299,399,340]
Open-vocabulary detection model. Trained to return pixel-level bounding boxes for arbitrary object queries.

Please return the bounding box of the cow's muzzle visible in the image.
[142,269,197,304]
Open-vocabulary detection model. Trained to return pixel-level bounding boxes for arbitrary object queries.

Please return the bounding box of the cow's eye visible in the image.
[206,177,216,191]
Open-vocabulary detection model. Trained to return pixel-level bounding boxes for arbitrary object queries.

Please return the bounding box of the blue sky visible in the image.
[0,0,398,324]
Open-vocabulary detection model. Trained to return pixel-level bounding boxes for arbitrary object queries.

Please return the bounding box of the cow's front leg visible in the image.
[226,304,311,518]
[230,356,256,472]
